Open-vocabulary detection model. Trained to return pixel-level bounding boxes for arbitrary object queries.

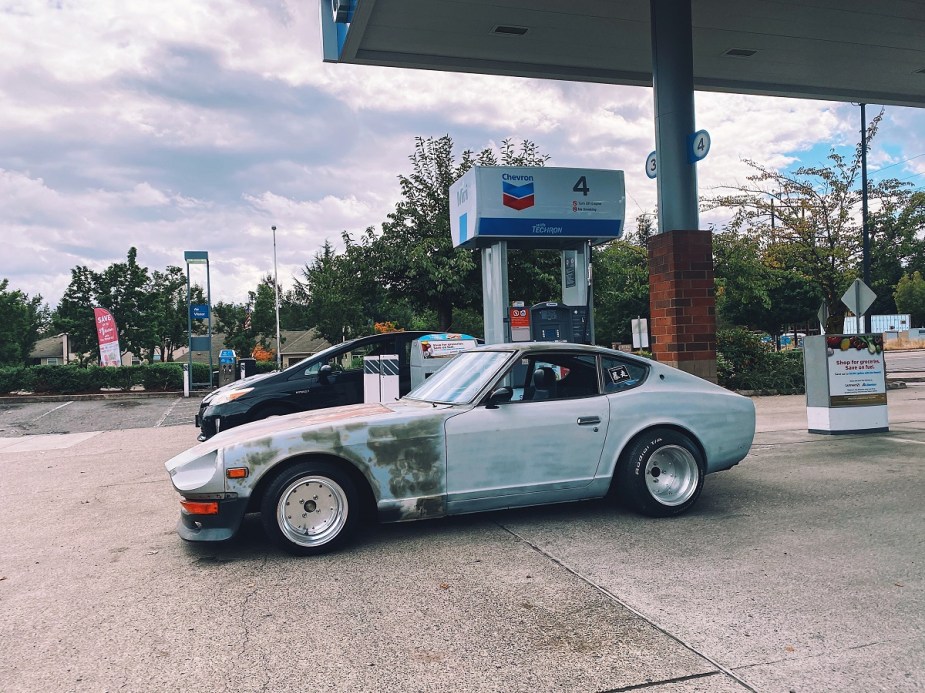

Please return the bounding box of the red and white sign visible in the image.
[94,307,122,367]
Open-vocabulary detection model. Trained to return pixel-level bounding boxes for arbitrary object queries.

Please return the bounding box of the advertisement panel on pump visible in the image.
[449,166,625,249]
[93,307,122,367]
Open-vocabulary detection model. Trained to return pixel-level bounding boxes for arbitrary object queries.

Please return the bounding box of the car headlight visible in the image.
[209,387,254,406]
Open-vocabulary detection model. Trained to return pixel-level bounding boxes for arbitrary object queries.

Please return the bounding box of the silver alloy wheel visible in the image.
[276,475,349,547]
[644,444,699,506]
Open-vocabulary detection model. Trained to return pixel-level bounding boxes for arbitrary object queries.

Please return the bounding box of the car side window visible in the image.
[501,353,600,402]
[601,355,649,393]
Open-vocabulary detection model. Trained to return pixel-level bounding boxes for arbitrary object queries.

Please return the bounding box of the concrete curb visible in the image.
[0,391,211,404]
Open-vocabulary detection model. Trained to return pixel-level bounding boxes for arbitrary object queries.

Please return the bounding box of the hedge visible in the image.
[1,363,197,394]
[0,360,284,395]
[716,327,805,394]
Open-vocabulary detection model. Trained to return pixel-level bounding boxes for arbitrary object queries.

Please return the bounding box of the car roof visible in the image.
[472,342,622,356]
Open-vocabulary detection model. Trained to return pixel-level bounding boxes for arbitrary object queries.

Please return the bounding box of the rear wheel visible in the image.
[261,461,359,555]
[617,429,704,517]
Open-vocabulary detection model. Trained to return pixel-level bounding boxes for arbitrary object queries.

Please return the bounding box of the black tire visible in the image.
[617,428,704,517]
[261,461,359,556]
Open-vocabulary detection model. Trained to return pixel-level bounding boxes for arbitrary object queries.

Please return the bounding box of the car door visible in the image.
[444,351,609,514]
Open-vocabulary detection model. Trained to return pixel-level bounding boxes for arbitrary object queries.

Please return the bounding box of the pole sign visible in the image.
[449,166,625,249]
[688,130,711,163]
[631,318,650,349]
[645,151,658,179]
[93,307,122,367]
[191,304,210,320]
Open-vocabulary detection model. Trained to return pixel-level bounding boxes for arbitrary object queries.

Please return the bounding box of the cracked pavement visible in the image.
[0,387,923,691]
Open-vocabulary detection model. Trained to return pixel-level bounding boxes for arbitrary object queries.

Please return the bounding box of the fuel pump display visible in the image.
[530,302,590,344]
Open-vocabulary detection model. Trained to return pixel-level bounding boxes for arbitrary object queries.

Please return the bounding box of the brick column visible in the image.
[648,229,717,382]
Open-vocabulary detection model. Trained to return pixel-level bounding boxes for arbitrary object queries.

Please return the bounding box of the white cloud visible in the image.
[1,1,922,312]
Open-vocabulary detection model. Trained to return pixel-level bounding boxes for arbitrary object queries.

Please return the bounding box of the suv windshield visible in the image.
[405,350,513,404]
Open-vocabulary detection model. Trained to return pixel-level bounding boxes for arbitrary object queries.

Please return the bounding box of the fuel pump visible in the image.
[217,349,237,387]
[449,165,625,345]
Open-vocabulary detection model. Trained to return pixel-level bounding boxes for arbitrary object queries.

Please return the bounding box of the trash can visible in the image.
[239,357,257,379]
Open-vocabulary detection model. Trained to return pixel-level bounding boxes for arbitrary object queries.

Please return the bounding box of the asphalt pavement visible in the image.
[0,386,923,692]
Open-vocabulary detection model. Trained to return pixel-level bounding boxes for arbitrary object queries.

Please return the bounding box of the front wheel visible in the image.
[261,461,359,555]
[617,429,704,517]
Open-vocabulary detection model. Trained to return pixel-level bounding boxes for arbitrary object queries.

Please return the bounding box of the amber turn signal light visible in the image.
[180,500,219,515]
[226,467,248,479]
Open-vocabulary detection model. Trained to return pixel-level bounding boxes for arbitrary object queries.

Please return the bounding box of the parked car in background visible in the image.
[194,331,435,441]
[168,342,757,556]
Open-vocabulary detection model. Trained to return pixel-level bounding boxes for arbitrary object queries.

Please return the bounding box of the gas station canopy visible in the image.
[323,0,925,107]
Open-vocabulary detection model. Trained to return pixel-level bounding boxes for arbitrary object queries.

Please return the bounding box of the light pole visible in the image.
[272,225,282,369]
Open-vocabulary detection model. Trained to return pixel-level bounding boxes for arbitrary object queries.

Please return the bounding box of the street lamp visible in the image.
[272,226,282,369]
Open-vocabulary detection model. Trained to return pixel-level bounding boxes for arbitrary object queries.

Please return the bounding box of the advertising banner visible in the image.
[93,307,122,367]
[824,334,886,407]
[449,166,625,248]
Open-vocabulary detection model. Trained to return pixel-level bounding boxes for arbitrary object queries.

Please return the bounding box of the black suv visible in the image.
[195,331,433,441]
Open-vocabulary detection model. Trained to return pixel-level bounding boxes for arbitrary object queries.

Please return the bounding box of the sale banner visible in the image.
[93,307,122,367]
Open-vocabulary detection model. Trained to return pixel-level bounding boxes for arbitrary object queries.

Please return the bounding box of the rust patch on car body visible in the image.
[219,401,451,519]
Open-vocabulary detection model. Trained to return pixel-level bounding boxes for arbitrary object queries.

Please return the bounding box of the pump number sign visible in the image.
[450,166,625,248]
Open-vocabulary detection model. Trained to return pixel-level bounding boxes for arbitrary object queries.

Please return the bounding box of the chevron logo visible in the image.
[502,181,535,211]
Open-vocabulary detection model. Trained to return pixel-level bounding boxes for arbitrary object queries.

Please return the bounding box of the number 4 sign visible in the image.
[688,129,711,163]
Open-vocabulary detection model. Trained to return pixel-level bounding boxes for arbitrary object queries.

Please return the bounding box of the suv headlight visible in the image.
[209,387,254,406]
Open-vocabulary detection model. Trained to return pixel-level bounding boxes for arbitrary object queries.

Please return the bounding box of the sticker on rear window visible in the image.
[608,365,630,384]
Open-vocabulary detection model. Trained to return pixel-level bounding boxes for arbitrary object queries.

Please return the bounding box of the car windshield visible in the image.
[405,350,514,404]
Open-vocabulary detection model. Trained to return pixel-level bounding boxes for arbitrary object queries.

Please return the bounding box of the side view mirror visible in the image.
[486,386,513,409]
[319,364,333,383]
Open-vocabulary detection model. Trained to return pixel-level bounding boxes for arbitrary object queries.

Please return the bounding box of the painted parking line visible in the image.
[885,437,925,446]
[31,400,73,422]
[0,431,101,453]
[155,397,182,427]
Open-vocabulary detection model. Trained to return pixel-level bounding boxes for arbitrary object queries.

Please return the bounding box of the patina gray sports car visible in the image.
[166,342,756,555]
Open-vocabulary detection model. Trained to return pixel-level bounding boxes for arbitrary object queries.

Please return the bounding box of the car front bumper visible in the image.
[177,497,250,542]
[196,403,251,441]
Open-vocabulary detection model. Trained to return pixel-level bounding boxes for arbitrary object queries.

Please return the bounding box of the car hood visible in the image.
[180,400,449,457]
[201,371,277,404]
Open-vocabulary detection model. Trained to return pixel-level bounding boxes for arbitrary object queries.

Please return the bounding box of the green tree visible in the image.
[293,233,384,344]
[52,266,99,365]
[706,109,917,332]
[94,247,154,359]
[0,279,48,366]
[377,136,550,330]
[868,190,925,315]
[251,275,281,348]
[149,267,203,362]
[592,240,650,346]
[213,301,256,357]
[894,271,925,328]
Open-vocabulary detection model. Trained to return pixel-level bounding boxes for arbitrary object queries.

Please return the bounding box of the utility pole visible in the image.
[272,225,282,369]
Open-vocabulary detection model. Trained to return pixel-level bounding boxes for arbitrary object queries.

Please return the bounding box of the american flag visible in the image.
[243,306,252,331]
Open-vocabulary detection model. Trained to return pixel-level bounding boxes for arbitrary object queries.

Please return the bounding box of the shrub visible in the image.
[256,360,276,374]
[717,327,805,394]
[0,367,28,394]
[141,364,184,391]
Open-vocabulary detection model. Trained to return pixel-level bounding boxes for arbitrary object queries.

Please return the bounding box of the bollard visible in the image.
[183,363,190,398]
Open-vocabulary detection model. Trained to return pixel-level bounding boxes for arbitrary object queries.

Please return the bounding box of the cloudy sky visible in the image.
[3,1,924,309]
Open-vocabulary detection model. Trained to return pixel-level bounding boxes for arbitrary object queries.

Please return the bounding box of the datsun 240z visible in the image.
[165,343,756,556]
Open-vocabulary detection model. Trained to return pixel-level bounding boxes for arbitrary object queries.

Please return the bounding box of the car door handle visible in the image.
[577,416,601,426]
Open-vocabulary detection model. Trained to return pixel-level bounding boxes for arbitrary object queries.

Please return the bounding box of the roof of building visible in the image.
[326,1,925,107]
[29,335,65,360]
[280,328,330,356]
